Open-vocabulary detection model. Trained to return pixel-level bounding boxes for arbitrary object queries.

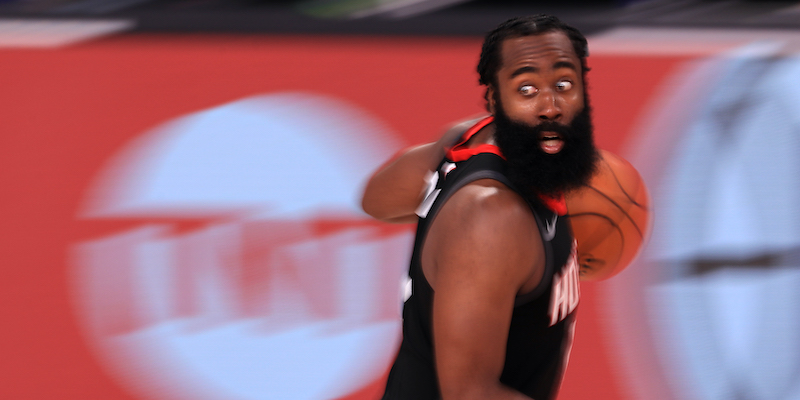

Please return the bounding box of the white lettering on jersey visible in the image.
[415,170,440,218]
[548,240,580,326]
[403,276,413,302]
[415,162,456,218]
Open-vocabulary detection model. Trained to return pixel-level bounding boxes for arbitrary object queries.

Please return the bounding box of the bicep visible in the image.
[433,265,518,396]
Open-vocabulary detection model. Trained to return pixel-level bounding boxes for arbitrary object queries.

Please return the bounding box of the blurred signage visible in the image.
[70,93,412,400]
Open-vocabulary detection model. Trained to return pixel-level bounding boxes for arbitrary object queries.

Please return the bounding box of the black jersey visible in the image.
[382,117,580,400]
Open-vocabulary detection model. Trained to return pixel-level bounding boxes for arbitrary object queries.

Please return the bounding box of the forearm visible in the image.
[361,117,480,222]
[361,142,444,221]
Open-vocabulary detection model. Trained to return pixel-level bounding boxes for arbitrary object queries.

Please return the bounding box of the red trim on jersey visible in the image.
[539,193,568,216]
[445,115,567,216]
[446,116,504,162]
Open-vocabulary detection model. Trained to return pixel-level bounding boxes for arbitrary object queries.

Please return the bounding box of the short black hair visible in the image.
[477,14,589,106]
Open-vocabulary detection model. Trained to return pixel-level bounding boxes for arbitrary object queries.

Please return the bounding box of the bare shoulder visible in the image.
[444,179,535,231]
[422,179,544,292]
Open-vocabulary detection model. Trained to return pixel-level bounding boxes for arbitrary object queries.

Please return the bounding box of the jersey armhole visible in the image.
[514,201,557,306]
[415,162,554,306]
[413,169,512,290]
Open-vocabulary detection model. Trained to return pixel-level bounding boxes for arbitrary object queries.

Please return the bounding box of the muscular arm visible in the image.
[361,118,482,223]
[423,180,544,400]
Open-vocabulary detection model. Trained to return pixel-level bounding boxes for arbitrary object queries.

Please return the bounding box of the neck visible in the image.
[466,120,497,148]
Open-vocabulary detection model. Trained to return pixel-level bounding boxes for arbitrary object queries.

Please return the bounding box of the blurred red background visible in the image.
[0,34,691,399]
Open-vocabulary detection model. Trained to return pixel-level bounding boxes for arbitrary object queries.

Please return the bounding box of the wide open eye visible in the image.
[555,81,573,91]
[519,85,537,96]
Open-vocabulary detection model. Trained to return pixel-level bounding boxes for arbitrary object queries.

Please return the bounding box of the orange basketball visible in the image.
[565,150,651,281]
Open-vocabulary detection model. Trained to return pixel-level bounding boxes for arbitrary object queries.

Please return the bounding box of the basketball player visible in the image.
[362,15,600,399]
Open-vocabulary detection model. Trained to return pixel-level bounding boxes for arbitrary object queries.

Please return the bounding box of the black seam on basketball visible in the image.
[610,174,645,208]
[579,187,644,238]
[600,158,647,209]
[567,212,627,253]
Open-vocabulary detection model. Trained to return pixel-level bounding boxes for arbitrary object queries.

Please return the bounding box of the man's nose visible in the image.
[537,91,562,122]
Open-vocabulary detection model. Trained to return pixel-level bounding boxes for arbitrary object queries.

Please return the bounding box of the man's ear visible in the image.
[487,86,496,115]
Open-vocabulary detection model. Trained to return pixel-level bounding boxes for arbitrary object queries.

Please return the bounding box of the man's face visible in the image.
[490,31,598,197]
[489,31,585,149]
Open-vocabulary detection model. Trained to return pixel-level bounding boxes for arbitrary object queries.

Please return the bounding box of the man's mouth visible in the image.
[540,131,564,154]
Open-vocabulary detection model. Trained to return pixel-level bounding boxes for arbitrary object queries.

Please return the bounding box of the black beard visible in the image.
[493,97,599,199]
